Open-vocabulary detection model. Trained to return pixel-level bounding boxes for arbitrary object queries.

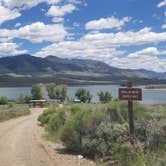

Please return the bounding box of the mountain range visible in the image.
[0,54,165,86]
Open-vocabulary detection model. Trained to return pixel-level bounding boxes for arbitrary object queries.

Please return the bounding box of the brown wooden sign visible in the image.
[119,88,142,101]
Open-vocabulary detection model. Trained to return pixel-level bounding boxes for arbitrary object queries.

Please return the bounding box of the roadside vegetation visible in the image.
[0,93,31,122]
[0,102,30,122]
[38,87,166,166]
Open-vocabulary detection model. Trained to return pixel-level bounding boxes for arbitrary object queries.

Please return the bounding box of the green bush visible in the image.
[0,96,8,105]
[38,105,57,125]
[61,108,104,153]
[31,84,43,100]
[46,83,68,102]
[98,91,113,103]
[16,93,30,104]
[0,104,30,122]
[38,101,166,165]
[75,88,93,103]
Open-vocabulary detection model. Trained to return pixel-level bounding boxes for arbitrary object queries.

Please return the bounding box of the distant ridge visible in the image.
[0,54,165,86]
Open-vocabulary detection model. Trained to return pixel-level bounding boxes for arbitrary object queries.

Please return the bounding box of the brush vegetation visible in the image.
[38,101,166,165]
[0,103,30,122]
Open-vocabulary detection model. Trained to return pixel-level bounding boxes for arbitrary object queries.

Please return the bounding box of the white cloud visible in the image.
[47,4,76,17]
[0,0,62,10]
[0,42,27,56]
[33,28,166,59]
[15,22,68,42]
[0,37,12,42]
[0,0,83,24]
[0,0,46,9]
[52,17,64,23]
[85,16,131,30]
[112,57,166,73]
[47,4,76,22]
[34,40,124,60]
[0,5,20,25]
[111,49,166,72]
[14,22,21,28]
[128,47,166,58]
[83,27,166,46]
[157,0,166,8]
[0,22,68,43]
[34,28,166,72]
[0,0,81,10]
[162,24,166,29]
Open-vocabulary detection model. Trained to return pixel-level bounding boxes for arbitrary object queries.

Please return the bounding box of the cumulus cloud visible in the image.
[47,4,76,22]
[0,37,12,43]
[0,22,68,43]
[0,5,21,25]
[47,4,76,17]
[82,27,166,47]
[157,0,166,8]
[34,27,166,72]
[14,23,21,28]
[0,0,83,25]
[85,16,131,30]
[162,24,166,29]
[128,47,166,58]
[0,0,60,10]
[34,40,124,60]
[0,42,27,56]
[0,0,82,10]
[36,27,160,59]
[111,49,166,72]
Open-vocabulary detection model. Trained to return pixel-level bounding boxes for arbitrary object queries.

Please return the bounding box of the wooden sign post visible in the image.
[119,82,142,144]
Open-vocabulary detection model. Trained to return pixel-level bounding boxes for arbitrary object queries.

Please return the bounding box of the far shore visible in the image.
[144,86,166,90]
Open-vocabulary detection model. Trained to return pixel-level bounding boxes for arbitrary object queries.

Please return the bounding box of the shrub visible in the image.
[0,96,8,105]
[75,88,93,103]
[31,84,43,100]
[81,122,128,158]
[38,101,166,165]
[46,83,68,102]
[38,105,57,125]
[61,108,104,153]
[0,104,30,122]
[46,108,66,133]
[16,93,30,104]
[98,91,113,103]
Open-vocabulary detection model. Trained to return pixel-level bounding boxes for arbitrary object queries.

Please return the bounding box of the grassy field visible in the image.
[0,103,30,122]
[38,101,166,166]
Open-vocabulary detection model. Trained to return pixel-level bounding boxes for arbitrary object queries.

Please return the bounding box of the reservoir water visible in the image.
[0,85,165,105]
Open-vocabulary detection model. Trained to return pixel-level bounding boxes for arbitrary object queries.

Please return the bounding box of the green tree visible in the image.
[46,83,56,99]
[98,91,112,103]
[0,96,8,105]
[58,85,68,102]
[75,88,93,103]
[16,93,30,104]
[46,83,68,102]
[31,84,43,100]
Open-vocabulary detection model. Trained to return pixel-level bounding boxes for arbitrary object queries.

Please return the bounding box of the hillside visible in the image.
[0,54,165,86]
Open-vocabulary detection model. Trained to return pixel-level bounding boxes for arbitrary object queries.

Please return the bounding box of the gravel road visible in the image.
[0,108,95,166]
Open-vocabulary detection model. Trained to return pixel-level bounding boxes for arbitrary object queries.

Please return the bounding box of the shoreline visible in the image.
[145,88,166,90]
[144,87,166,90]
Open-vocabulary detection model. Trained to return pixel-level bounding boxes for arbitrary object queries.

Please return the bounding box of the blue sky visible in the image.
[0,0,166,72]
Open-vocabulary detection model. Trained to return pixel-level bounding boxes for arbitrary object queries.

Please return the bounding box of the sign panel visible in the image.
[119,88,142,101]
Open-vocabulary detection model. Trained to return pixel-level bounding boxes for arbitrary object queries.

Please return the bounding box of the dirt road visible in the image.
[0,109,95,166]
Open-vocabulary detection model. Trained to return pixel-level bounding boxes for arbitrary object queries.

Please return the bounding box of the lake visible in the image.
[0,85,165,105]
